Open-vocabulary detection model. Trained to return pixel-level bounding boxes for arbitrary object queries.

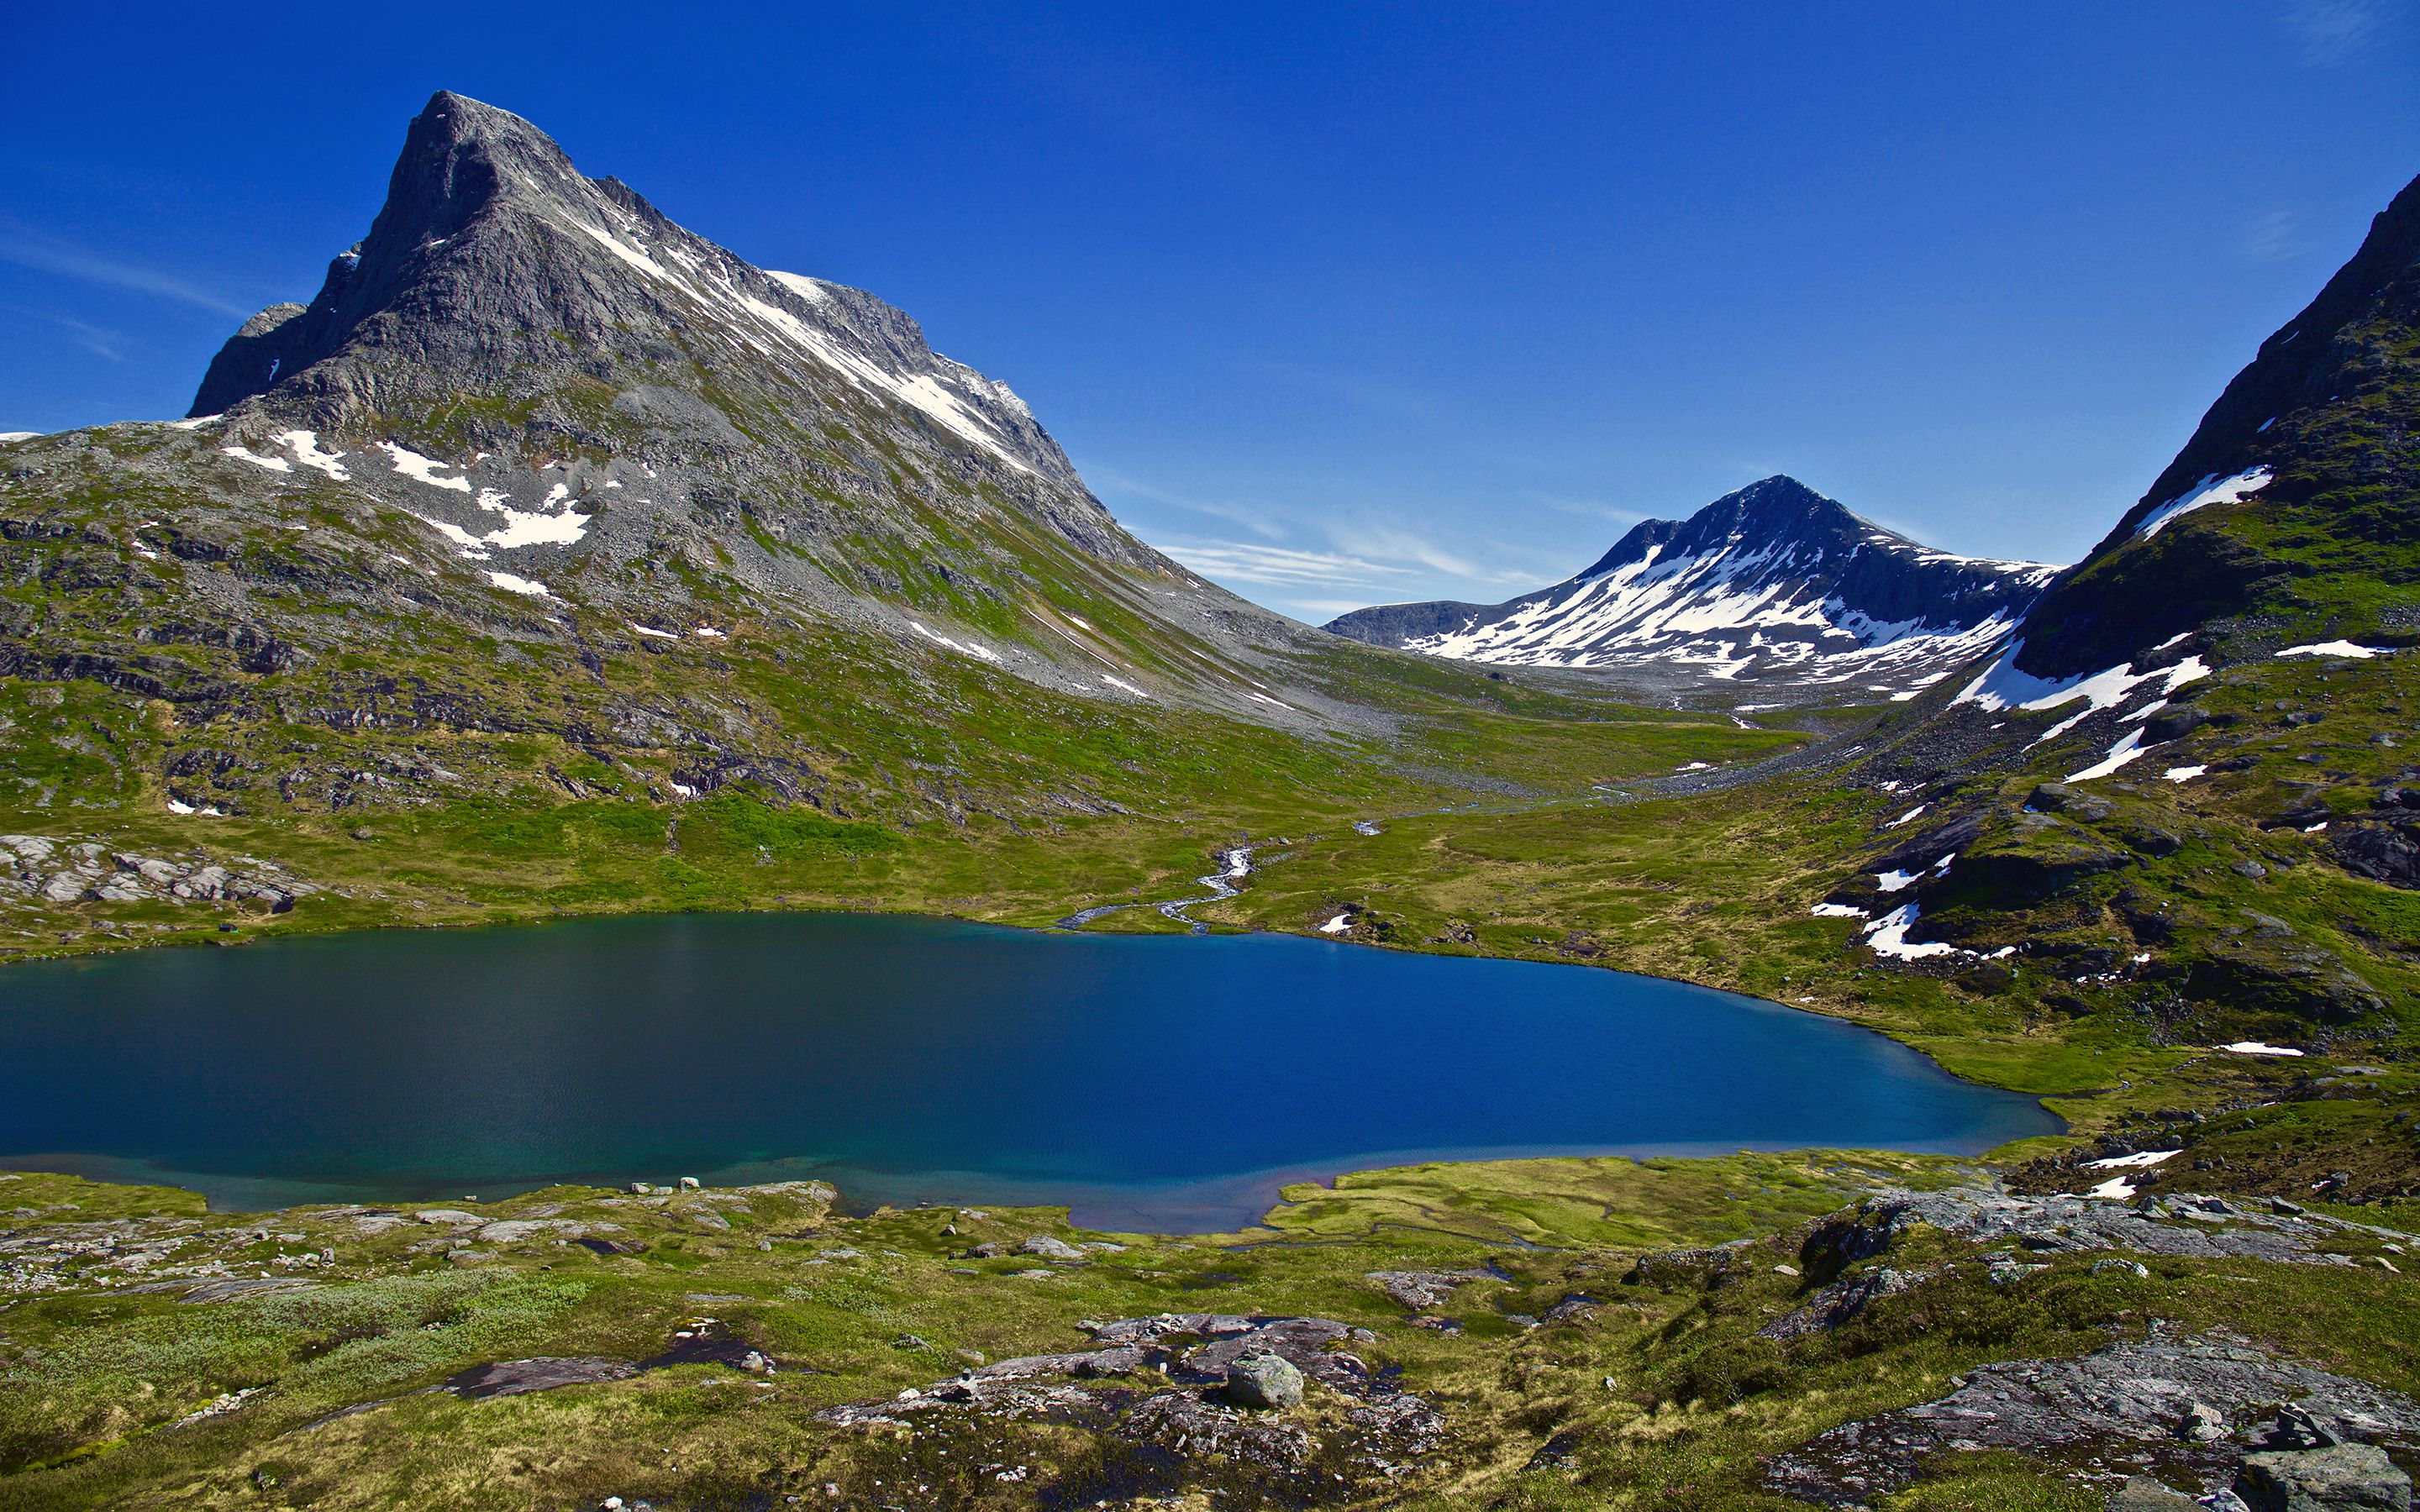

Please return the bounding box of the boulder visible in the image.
[2144,706,2210,743]
[2028,782,2116,822]
[2235,1444,2411,1511]
[2260,1406,2345,1451]
[2331,823,2420,889]
[2176,1400,2228,1442]
[2111,1477,2202,1511]
[1018,1234,1083,1260]
[1225,1353,1305,1410]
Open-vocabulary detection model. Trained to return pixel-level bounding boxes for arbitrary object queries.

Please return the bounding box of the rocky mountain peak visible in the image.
[1326,477,2058,702]
[1573,475,1855,580]
[380,91,567,244]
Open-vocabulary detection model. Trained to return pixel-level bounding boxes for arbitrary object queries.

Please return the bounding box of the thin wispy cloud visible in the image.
[1324,520,1541,586]
[1155,537,1413,588]
[2237,208,2317,265]
[2281,0,2400,64]
[1087,467,1285,538]
[0,227,249,317]
[50,315,127,362]
[1286,597,1394,619]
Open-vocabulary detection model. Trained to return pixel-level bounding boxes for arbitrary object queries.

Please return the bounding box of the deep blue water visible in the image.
[0,912,2054,1229]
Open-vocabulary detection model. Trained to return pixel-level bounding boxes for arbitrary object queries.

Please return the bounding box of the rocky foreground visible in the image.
[2,1153,2415,1511]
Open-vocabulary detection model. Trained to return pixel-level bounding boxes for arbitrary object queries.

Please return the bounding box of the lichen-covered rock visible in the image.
[1225,1354,1305,1410]
[2235,1443,2412,1511]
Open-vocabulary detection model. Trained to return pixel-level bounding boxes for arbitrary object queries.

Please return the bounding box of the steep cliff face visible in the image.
[2011,169,2420,680]
[1327,476,2057,701]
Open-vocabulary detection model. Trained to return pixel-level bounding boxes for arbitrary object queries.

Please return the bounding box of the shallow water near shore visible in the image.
[0,911,2055,1229]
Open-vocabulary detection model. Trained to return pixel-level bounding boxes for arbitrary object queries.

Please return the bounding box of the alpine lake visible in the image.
[0,911,2056,1230]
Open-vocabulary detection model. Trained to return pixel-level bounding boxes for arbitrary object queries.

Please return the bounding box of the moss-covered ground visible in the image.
[3,1134,2413,1510]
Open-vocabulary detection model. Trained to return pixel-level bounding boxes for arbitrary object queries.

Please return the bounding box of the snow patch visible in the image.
[220,444,291,474]
[483,570,555,598]
[476,486,590,549]
[379,441,474,492]
[2162,764,2208,783]
[2084,1149,2179,1171]
[2222,1041,2303,1058]
[275,430,350,480]
[2067,728,2152,783]
[1884,805,1928,827]
[2136,467,2270,538]
[630,624,677,639]
[908,622,1002,664]
[1861,902,1960,961]
[1954,643,2209,747]
[2276,641,2384,659]
[1101,674,1150,697]
[1810,902,1870,919]
[1319,913,1354,935]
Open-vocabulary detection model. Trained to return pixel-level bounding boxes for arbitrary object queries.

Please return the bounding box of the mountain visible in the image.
[1323,476,2060,702]
[0,93,1438,833]
[0,92,1781,946]
[1797,167,2420,1044]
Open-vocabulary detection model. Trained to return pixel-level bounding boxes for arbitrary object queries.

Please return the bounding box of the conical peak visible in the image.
[1719,475,1833,519]
[1698,475,1861,543]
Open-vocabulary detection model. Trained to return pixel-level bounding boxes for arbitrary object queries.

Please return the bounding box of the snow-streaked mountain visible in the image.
[1324,477,2062,702]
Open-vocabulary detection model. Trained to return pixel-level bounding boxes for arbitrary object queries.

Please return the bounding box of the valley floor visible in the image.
[2,612,2416,1510]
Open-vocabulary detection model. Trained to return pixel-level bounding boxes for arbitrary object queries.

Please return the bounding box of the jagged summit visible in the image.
[192,92,618,419]
[185,89,1101,511]
[1325,475,2059,702]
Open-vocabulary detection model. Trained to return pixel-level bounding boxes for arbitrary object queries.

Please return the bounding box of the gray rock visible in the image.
[445,1356,638,1399]
[2263,1406,2347,1451]
[1765,1325,2420,1507]
[2112,1476,2202,1510]
[2178,1400,2228,1442]
[1225,1354,1305,1410]
[1760,1267,1928,1341]
[2236,1444,2411,1511]
[1798,1184,2360,1273]
[1018,1234,1083,1260]
[1369,1268,1489,1310]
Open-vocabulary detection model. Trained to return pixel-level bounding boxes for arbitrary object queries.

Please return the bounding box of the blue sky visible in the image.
[3,3,2415,622]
